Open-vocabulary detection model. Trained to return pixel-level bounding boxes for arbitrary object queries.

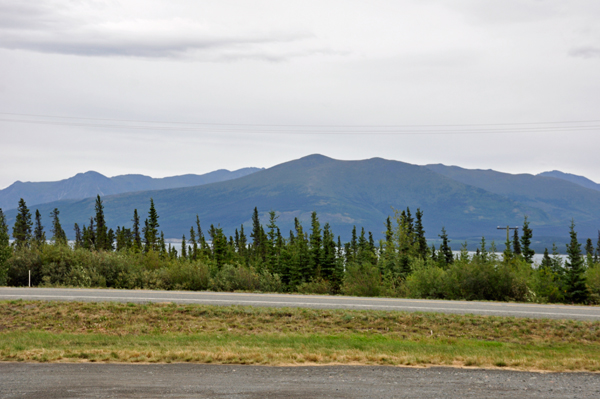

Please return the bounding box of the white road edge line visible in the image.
[1,294,598,318]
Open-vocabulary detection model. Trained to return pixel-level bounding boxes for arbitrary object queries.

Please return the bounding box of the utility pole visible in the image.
[497,226,519,242]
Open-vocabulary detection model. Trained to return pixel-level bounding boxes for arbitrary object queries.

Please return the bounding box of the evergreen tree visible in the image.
[50,208,67,245]
[33,209,46,245]
[438,227,453,267]
[414,209,428,259]
[181,234,187,259]
[131,209,142,252]
[82,217,96,250]
[159,232,167,258]
[520,216,534,263]
[196,215,209,256]
[477,237,488,262]
[250,207,266,263]
[12,198,32,248]
[459,241,469,262]
[238,224,248,264]
[565,220,588,303]
[512,228,521,256]
[145,198,160,252]
[385,216,393,245]
[0,209,11,285]
[209,225,228,268]
[503,231,513,262]
[94,195,108,250]
[290,218,310,285]
[107,228,115,251]
[540,248,552,270]
[73,223,83,249]
[308,211,322,277]
[551,242,564,276]
[189,227,198,260]
[320,223,336,280]
[350,226,358,262]
[266,210,280,274]
[585,238,595,268]
[585,238,594,256]
[596,230,600,264]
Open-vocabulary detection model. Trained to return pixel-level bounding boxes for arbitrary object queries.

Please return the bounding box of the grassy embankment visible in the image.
[1,300,600,372]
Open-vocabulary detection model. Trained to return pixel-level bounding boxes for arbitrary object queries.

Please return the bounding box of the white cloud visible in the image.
[0,0,335,61]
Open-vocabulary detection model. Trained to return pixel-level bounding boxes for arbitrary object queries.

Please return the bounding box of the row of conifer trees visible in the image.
[1,195,600,303]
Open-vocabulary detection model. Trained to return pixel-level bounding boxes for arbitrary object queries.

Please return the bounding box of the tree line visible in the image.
[1,196,600,304]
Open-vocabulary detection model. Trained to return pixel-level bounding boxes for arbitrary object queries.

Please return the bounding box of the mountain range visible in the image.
[3,154,600,251]
[0,168,262,211]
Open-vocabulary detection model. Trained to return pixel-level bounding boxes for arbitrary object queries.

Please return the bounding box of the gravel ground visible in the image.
[1,363,599,399]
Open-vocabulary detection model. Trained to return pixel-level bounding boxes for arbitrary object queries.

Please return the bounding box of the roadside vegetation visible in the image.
[1,197,600,304]
[1,300,600,371]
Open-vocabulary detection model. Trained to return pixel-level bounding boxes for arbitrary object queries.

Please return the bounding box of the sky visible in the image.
[1,0,599,189]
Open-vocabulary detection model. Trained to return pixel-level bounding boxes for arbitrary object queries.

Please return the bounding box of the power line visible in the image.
[0,112,599,135]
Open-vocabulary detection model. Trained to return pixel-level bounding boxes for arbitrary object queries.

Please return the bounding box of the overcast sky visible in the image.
[1,0,599,189]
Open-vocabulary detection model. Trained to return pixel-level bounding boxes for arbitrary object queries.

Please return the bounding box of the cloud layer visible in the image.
[0,1,331,61]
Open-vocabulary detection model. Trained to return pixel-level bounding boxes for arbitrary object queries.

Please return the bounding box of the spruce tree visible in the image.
[565,220,588,303]
[0,209,11,285]
[94,195,108,250]
[33,209,46,245]
[250,207,266,263]
[238,224,248,264]
[73,223,83,249]
[438,227,453,267]
[181,235,187,259]
[107,228,115,251]
[385,216,393,245]
[503,232,513,262]
[13,199,32,248]
[540,248,552,270]
[266,210,280,274]
[159,232,167,258]
[596,230,600,264]
[131,209,142,252]
[414,209,428,259]
[145,198,160,251]
[585,238,595,268]
[320,223,336,280]
[520,216,534,263]
[50,208,67,245]
[512,228,521,256]
[308,211,322,277]
[189,227,198,260]
[350,226,358,261]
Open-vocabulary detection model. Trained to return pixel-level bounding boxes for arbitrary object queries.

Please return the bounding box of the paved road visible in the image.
[1,364,599,399]
[1,287,599,320]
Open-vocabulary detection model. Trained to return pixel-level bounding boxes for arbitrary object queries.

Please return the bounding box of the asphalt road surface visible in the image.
[1,364,599,399]
[1,287,600,320]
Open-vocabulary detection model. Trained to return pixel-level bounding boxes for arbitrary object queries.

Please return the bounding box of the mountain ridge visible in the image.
[0,167,262,211]
[4,155,600,250]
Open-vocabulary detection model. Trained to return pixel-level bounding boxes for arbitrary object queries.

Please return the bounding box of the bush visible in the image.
[210,264,260,292]
[296,277,332,295]
[342,261,381,297]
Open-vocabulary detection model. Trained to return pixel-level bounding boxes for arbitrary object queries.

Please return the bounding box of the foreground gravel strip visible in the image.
[1,364,599,399]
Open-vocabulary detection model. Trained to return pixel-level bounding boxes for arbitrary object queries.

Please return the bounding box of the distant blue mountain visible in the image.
[0,168,262,211]
[5,155,600,249]
[537,170,600,192]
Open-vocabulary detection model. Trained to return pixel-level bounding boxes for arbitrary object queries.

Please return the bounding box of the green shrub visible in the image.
[296,277,332,295]
[342,261,381,297]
